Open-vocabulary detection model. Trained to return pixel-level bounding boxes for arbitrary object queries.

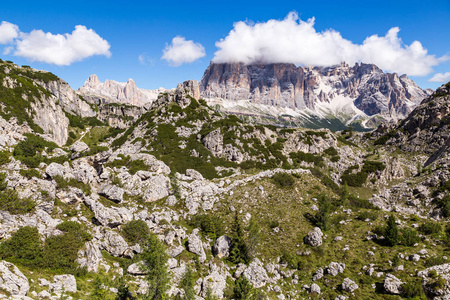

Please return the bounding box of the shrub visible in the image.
[0,226,42,266]
[19,169,41,179]
[0,190,35,214]
[357,210,378,221]
[53,175,91,195]
[418,222,441,235]
[324,147,338,156]
[401,279,424,298]
[0,151,10,165]
[425,256,446,267]
[188,214,224,240]
[42,221,91,271]
[399,228,420,246]
[272,172,295,188]
[122,220,150,244]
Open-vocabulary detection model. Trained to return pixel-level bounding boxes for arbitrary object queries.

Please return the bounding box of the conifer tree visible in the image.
[385,215,399,246]
[142,234,170,300]
[180,265,195,300]
[229,212,249,264]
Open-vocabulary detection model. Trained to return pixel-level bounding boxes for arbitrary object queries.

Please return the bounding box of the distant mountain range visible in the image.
[77,62,433,130]
[77,74,168,106]
[200,62,433,129]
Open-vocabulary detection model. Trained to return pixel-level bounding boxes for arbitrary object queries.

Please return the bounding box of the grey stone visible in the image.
[187,229,206,263]
[0,261,30,297]
[212,235,231,258]
[243,258,270,288]
[383,274,403,294]
[342,278,358,292]
[304,227,323,247]
[98,184,124,203]
[50,274,77,293]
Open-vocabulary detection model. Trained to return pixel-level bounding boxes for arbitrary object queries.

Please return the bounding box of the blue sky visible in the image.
[0,0,449,90]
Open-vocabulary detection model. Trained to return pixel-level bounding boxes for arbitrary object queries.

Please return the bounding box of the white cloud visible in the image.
[138,53,152,65]
[14,25,111,65]
[162,36,205,66]
[429,72,450,83]
[213,12,448,76]
[0,21,19,44]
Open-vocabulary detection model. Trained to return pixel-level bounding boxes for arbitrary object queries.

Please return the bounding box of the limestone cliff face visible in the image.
[39,79,96,118]
[97,104,147,128]
[77,74,167,106]
[200,62,431,121]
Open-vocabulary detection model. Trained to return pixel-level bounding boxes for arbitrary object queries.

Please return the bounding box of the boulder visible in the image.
[310,283,321,294]
[304,227,323,247]
[77,241,103,272]
[243,258,270,288]
[313,267,324,281]
[127,262,149,275]
[212,235,231,258]
[98,183,124,203]
[0,260,30,297]
[326,262,346,276]
[101,230,129,257]
[187,229,206,263]
[342,278,358,292]
[383,274,403,294]
[49,274,77,293]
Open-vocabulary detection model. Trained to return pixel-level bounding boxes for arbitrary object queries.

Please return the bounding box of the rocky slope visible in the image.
[0,60,96,146]
[78,74,168,106]
[1,58,450,300]
[200,62,431,129]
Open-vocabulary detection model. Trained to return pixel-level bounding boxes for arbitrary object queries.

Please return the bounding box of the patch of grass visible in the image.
[122,220,150,245]
[19,169,41,179]
[272,172,295,188]
[53,175,92,195]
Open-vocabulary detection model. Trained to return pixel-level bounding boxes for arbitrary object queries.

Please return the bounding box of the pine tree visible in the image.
[116,277,131,300]
[234,276,253,300]
[180,265,195,300]
[142,234,170,300]
[385,215,399,246]
[246,217,260,260]
[229,212,249,264]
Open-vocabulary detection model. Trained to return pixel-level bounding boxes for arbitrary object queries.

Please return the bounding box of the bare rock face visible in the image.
[77,74,167,106]
[77,241,103,272]
[200,62,430,123]
[0,260,30,297]
[40,79,96,118]
[49,274,77,294]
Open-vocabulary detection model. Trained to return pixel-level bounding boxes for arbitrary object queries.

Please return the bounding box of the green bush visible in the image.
[0,226,42,266]
[19,169,41,179]
[0,151,10,165]
[324,147,338,156]
[272,172,295,188]
[399,228,420,246]
[188,214,224,240]
[418,222,442,235]
[0,190,35,214]
[357,210,378,221]
[53,175,92,195]
[122,220,150,244]
[425,256,446,267]
[401,279,424,298]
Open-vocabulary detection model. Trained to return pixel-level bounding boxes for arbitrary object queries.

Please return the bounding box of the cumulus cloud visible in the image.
[14,25,111,65]
[162,36,205,66]
[0,21,19,44]
[138,53,153,65]
[429,72,450,83]
[0,22,111,65]
[213,12,448,76]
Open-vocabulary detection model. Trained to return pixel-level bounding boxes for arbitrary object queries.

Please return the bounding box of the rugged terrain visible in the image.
[200,62,431,130]
[0,59,450,300]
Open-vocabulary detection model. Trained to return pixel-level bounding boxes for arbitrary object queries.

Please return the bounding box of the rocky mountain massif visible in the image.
[0,59,450,299]
[78,74,168,107]
[200,62,431,130]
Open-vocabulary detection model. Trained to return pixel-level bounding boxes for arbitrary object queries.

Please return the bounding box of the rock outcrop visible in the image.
[200,62,430,126]
[78,74,167,106]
